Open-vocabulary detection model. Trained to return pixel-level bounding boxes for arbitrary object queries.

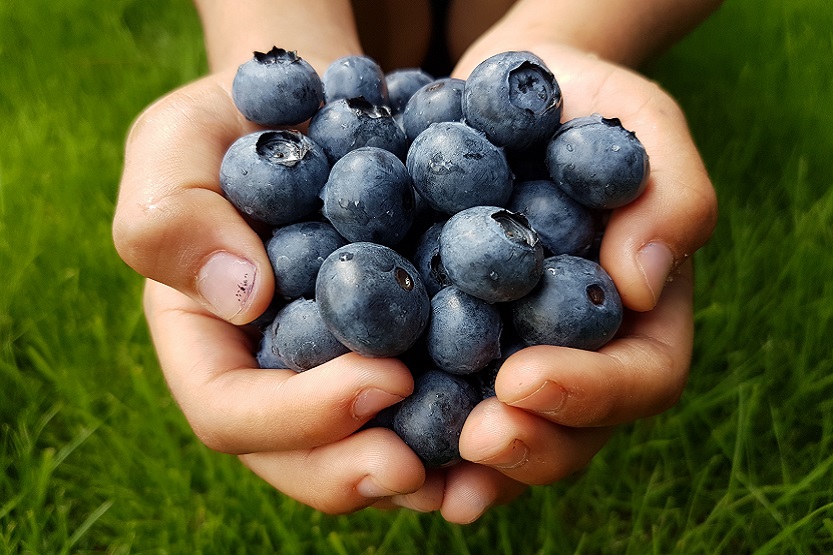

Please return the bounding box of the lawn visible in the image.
[1,0,832,553]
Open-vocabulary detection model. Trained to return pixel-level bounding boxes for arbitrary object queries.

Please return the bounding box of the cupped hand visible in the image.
[113,71,427,515]
[113,39,717,524]
[437,41,718,513]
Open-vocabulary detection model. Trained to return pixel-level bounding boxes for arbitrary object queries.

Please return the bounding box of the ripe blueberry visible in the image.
[546,114,650,209]
[406,121,513,215]
[463,51,563,150]
[232,47,323,126]
[308,97,407,164]
[262,298,350,372]
[402,77,466,143]
[322,55,389,106]
[265,221,347,300]
[315,242,430,357]
[426,286,503,375]
[219,130,329,226]
[512,254,623,350]
[506,179,597,257]
[385,68,435,116]
[440,206,544,303]
[392,369,480,468]
[321,147,415,246]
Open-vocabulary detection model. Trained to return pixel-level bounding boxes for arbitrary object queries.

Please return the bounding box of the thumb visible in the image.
[599,97,718,312]
[113,71,275,324]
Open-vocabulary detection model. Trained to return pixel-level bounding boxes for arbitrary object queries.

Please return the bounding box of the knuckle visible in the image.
[112,189,183,276]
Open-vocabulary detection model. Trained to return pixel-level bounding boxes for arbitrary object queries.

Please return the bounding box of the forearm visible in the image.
[453,0,724,68]
[193,0,363,74]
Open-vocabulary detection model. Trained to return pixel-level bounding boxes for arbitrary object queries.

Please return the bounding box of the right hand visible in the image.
[114,71,432,514]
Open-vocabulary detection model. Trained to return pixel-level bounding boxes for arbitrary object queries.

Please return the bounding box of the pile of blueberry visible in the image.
[220,47,650,468]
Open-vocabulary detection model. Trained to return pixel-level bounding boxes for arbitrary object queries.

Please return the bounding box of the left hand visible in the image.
[376,39,717,524]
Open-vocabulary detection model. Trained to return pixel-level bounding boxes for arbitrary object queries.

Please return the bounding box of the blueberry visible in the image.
[255,326,290,370]
[402,77,465,143]
[411,221,452,297]
[506,179,596,257]
[321,147,415,246]
[315,242,430,357]
[308,97,408,164]
[426,286,503,375]
[265,221,347,300]
[511,254,623,351]
[505,142,551,182]
[385,68,435,115]
[232,47,323,126]
[250,295,285,330]
[546,114,650,209]
[439,206,544,303]
[406,121,513,215]
[262,298,350,372]
[469,339,525,399]
[219,130,329,226]
[463,51,563,150]
[392,369,480,468]
[322,55,388,106]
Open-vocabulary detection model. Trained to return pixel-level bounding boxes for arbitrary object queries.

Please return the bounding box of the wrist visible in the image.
[450,0,724,72]
[194,0,362,74]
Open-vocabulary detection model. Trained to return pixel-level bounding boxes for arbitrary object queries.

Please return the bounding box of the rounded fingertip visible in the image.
[356,475,407,499]
[352,388,406,420]
[635,241,676,310]
[389,471,446,513]
[197,251,266,324]
[460,400,528,469]
[441,490,492,525]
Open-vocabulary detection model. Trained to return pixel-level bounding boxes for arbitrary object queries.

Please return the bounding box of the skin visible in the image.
[113,0,721,524]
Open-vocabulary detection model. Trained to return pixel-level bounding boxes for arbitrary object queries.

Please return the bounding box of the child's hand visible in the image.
[113,71,431,515]
[429,41,718,517]
[113,38,717,524]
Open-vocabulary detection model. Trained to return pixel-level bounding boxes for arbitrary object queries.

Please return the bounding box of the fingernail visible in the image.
[356,476,401,498]
[509,380,567,415]
[352,388,405,420]
[197,252,257,320]
[474,439,529,469]
[636,242,675,306]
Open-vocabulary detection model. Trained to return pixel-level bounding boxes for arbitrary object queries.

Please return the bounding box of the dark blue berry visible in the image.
[546,114,650,209]
[463,51,563,150]
[511,254,623,351]
[219,130,329,226]
[316,242,430,357]
[232,47,323,126]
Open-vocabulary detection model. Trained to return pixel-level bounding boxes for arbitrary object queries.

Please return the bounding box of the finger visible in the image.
[459,398,613,486]
[544,47,718,311]
[439,461,527,524]
[595,85,717,312]
[145,280,413,454]
[497,260,694,427]
[113,70,275,324]
[240,428,426,515]
[373,469,447,513]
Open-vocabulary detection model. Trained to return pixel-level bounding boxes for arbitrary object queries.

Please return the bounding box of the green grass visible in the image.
[1,0,832,552]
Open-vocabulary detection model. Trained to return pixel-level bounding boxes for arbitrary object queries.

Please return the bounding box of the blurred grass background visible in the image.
[1,0,832,553]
